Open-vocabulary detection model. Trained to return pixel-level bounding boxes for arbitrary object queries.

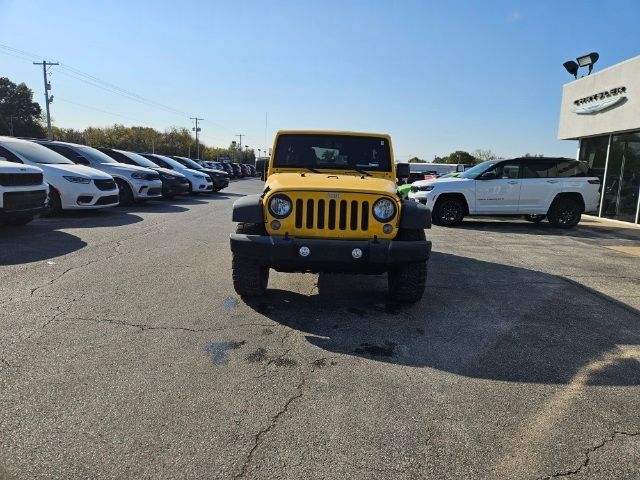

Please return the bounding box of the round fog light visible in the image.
[351,248,363,259]
[299,246,310,257]
[271,220,281,230]
[383,224,393,234]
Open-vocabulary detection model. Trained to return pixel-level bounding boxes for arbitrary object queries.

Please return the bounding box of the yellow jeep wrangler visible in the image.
[230,131,432,303]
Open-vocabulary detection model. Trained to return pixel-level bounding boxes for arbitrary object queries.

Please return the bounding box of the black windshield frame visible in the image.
[273,134,392,173]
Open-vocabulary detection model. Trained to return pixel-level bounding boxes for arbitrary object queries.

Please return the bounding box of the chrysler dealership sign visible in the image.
[572,86,627,114]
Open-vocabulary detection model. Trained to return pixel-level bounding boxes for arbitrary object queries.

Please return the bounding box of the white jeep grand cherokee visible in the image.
[409,157,600,228]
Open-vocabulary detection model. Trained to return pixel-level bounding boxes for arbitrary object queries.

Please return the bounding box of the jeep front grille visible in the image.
[266,191,398,240]
[294,198,370,231]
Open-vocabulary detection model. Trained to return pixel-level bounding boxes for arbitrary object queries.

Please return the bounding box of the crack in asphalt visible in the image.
[234,375,306,479]
[538,431,640,479]
[59,316,276,333]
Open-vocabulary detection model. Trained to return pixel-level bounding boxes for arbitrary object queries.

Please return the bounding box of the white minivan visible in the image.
[0,160,49,225]
[35,140,163,206]
[140,153,213,193]
[409,157,601,228]
[0,137,119,214]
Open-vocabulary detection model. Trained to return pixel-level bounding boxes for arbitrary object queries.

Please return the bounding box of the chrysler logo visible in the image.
[572,95,626,114]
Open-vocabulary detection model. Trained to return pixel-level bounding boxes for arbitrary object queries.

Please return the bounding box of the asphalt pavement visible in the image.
[1,178,639,479]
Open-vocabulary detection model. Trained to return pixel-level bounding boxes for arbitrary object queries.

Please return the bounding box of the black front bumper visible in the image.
[230,234,431,274]
[161,178,190,195]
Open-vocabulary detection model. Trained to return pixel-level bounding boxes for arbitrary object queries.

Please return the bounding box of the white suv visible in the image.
[36,141,163,206]
[0,160,49,226]
[0,137,119,214]
[140,154,213,193]
[409,157,600,228]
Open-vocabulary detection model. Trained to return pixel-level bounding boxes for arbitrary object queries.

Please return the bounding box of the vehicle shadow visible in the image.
[36,210,144,229]
[246,252,640,386]
[455,218,640,241]
[0,226,87,265]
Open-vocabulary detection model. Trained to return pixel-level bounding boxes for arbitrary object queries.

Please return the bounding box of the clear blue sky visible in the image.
[1,0,639,160]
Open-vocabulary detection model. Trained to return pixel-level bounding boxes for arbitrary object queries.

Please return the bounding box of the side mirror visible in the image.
[478,171,497,180]
[396,163,410,179]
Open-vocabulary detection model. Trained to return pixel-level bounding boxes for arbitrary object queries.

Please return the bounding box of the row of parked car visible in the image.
[0,136,256,226]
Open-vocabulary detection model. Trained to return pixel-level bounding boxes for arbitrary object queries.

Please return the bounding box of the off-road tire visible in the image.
[524,214,546,223]
[1,216,33,226]
[232,222,269,297]
[433,196,465,226]
[115,178,134,206]
[547,198,582,228]
[388,228,427,304]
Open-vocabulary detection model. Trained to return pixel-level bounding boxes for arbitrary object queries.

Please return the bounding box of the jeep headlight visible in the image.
[268,194,292,218]
[372,198,396,222]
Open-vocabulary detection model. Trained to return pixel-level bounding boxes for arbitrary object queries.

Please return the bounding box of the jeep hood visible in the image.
[265,172,397,196]
[413,177,468,187]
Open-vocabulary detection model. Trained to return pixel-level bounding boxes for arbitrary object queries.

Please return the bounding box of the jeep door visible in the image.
[518,159,559,213]
[474,160,522,213]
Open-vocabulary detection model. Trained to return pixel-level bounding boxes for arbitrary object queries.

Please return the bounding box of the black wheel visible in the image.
[2,216,33,226]
[162,193,175,199]
[232,222,269,297]
[524,214,546,223]
[433,196,465,226]
[115,178,134,206]
[388,229,427,304]
[233,223,268,296]
[187,180,194,194]
[547,198,582,228]
[46,188,63,216]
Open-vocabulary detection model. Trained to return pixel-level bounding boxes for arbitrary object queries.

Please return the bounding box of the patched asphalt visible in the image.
[1,178,639,479]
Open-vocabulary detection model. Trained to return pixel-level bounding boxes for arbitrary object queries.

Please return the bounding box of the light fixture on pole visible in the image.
[563,52,599,79]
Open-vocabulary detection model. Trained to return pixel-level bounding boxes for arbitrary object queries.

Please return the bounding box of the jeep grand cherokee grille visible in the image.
[0,173,43,187]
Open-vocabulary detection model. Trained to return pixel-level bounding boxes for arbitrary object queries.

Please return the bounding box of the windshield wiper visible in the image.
[304,167,320,174]
[351,168,371,176]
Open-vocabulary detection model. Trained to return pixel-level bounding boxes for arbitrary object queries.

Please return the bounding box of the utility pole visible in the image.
[9,116,18,136]
[190,117,204,159]
[236,134,245,151]
[33,60,59,140]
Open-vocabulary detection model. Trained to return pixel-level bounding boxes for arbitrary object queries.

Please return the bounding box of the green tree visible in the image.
[442,150,477,165]
[472,149,499,162]
[0,77,45,138]
[408,156,426,163]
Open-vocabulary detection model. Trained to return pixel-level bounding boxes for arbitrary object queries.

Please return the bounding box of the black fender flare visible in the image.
[232,194,264,223]
[399,200,432,229]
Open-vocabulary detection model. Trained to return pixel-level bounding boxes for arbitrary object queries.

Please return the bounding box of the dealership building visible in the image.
[558,55,640,224]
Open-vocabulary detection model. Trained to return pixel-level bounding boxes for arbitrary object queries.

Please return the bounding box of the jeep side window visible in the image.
[549,160,588,178]
[484,161,521,179]
[522,161,553,178]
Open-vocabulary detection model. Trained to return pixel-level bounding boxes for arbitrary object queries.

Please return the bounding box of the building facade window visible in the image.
[580,135,609,181]
[601,131,640,223]
[581,131,640,223]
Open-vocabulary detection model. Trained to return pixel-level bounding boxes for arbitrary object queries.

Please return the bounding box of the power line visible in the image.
[55,97,147,123]
[0,43,249,145]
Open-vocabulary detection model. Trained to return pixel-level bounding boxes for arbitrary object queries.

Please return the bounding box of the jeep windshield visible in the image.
[458,160,498,179]
[273,134,391,173]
